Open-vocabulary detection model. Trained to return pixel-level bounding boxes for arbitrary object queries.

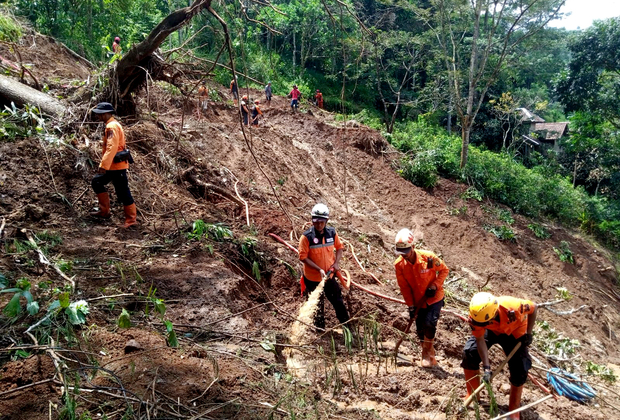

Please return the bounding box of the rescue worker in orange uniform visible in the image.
[197,84,208,119]
[89,102,137,228]
[314,89,324,109]
[112,36,122,54]
[394,228,449,367]
[463,292,537,420]
[298,203,350,330]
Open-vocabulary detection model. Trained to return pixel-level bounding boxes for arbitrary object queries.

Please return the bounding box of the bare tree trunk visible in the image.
[0,74,66,117]
[111,0,212,112]
[460,116,471,169]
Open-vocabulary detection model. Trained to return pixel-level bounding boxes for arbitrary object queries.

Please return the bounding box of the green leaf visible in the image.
[65,300,89,325]
[0,273,6,289]
[0,288,21,294]
[153,299,166,317]
[58,292,70,308]
[16,278,30,291]
[167,329,179,348]
[13,349,30,359]
[26,301,39,315]
[3,293,22,317]
[22,290,33,304]
[118,308,131,328]
[260,341,276,353]
[164,320,174,333]
[47,300,61,312]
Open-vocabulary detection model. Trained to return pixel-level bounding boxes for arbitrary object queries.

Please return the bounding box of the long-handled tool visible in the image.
[393,296,427,359]
[464,342,522,407]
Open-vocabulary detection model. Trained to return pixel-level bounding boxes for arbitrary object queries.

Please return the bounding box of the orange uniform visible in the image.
[394,250,449,307]
[99,118,128,171]
[298,226,343,282]
[471,296,536,339]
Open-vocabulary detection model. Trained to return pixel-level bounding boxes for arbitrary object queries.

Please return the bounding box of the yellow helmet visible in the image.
[469,292,499,324]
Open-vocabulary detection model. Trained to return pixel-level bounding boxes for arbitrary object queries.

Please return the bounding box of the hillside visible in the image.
[1,37,620,420]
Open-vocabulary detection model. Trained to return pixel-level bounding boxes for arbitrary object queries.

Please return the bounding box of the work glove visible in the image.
[482,366,492,383]
[521,333,533,347]
[425,287,436,298]
[408,306,417,320]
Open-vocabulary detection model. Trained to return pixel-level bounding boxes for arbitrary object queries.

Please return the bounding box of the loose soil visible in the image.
[1,33,619,420]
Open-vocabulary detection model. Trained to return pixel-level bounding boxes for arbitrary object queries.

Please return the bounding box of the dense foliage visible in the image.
[3,0,619,251]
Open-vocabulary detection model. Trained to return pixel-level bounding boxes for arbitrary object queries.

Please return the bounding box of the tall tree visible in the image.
[426,0,565,167]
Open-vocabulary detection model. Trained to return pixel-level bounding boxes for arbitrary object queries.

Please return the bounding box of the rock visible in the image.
[501,383,511,394]
[124,339,143,354]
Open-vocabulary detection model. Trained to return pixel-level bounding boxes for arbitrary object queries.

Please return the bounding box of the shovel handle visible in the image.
[464,341,522,407]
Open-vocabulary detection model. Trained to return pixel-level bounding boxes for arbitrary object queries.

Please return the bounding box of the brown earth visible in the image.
[1,36,620,420]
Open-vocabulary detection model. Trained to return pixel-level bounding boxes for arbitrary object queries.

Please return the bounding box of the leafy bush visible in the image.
[187,220,233,241]
[0,13,22,41]
[0,276,39,317]
[0,103,46,141]
[553,241,574,264]
[398,154,438,188]
[484,224,516,241]
[528,223,551,239]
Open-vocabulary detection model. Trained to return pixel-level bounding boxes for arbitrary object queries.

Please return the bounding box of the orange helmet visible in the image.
[394,228,414,255]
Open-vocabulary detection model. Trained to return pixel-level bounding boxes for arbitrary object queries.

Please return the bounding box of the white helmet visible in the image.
[311,203,330,221]
[395,228,414,255]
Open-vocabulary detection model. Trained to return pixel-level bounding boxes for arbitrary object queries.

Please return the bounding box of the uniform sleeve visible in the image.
[100,125,119,170]
[431,256,449,290]
[521,300,536,316]
[395,262,415,307]
[298,235,309,261]
[333,232,344,250]
[471,325,485,338]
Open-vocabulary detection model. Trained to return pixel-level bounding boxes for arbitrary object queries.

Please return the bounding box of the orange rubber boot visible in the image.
[464,369,481,401]
[421,339,438,367]
[507,384,523,419]
[123,203,137,228]
[90,193,111,218]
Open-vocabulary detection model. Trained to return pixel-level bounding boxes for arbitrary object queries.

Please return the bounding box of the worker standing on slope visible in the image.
[112,36,122,54]
[298,204,350,330]
[197,84,208,118]
[89,102,137,228]
[394,228,449,367]
[265,82,272,107]
[289,85,301,112]
[463,292,537,419]
[251,99,262,127]
[240,95,250,127]
[314,89,324,109]
[230,76,239,106]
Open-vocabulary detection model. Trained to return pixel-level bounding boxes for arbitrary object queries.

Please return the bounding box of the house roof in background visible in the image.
[518,108,545,123]
[530,122,569,140]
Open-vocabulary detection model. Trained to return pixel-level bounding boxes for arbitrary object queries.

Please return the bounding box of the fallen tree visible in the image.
[110,0,213,113]
[0,73,66,117]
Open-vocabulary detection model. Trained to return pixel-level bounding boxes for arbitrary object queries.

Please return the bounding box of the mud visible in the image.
[0,34,619,420]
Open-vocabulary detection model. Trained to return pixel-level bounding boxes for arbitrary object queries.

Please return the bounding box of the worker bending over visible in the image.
[394,228,449,367]
[463,292,537,419]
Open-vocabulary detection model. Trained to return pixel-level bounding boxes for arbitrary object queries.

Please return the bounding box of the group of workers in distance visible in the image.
[299,203,536,420]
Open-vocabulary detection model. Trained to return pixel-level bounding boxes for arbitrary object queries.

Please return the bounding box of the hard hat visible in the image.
[469,292,499,324]
[394,228,414,255]
[316,89,320,92]
[114,36,120,42]
[311,203,329,221]
[92,102,115,114]
[293,84,297,88]
[242,94,248,100]
[254,99,260,104]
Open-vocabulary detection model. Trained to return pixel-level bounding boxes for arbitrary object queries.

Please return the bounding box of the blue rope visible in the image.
[547,367,596,402]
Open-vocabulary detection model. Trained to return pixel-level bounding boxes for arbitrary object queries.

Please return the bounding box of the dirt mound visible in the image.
[1,46,619,419]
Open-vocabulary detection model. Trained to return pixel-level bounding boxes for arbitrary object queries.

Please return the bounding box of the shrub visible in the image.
[553,241,574,264]
[398,154,438,189]
[0,13,22,42]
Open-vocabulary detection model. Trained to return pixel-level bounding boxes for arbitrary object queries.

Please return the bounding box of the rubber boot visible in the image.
[90,193,111,218]
[122,203,137,228]
[464,369,481,401]
[427,338,438,366]
[507,384,523,419]
[420,340,433,367]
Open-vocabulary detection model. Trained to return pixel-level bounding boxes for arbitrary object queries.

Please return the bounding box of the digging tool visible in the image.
[393,296,427,360]
[464,342,522,407]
